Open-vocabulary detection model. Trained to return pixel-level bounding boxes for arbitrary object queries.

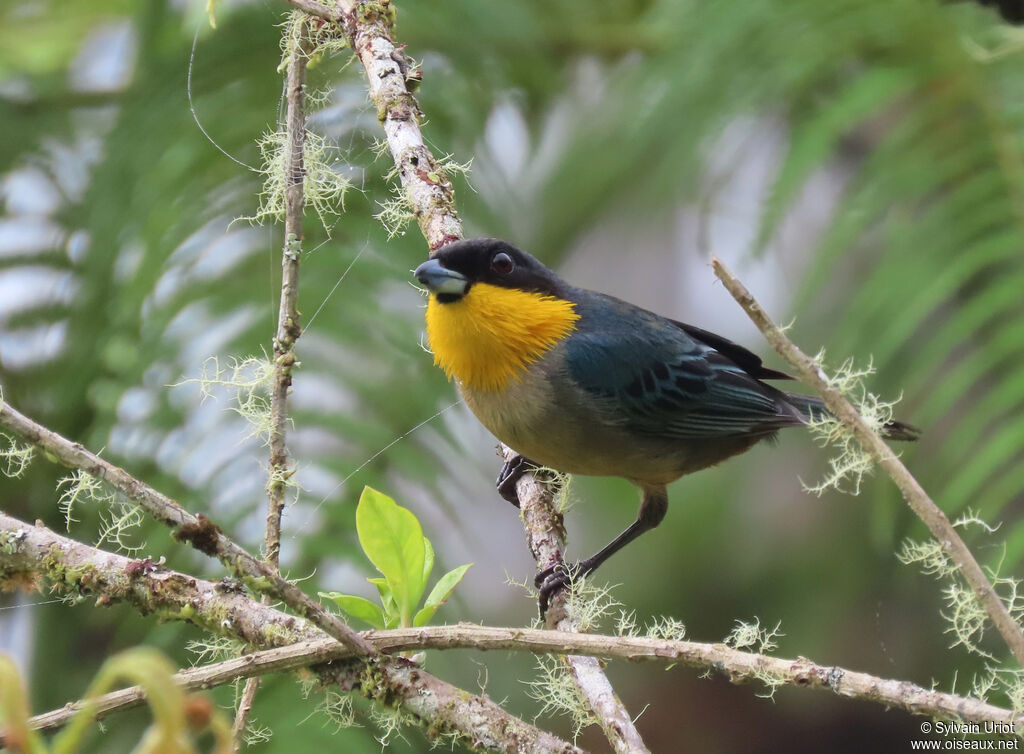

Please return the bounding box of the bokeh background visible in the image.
[3,0,1024,751]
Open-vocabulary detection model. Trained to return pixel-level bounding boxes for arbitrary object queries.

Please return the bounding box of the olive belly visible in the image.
[458,366,762,487]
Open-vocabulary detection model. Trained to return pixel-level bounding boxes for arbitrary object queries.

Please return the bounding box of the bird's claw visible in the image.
[535,561,584,616]
[495,454,537,508]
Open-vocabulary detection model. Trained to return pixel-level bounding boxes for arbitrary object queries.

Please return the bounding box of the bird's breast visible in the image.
[424,283,579,392]
[459,348,676,482]
[459,355,560,459]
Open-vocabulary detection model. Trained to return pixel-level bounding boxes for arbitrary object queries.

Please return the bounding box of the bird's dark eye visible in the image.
[490,252,515,275]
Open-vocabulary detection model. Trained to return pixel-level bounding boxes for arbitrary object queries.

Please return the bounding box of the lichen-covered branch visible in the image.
[266,17,310,586]
[27,621,1023,737]
[234,20,314,749]
[503,447,650,754]
[282,0,464,254]
[711,256,1024,669]
[0,512,321,649]
[288,1,641,748]
[282,0,338,22]
[333,0,463,251]
[0,399,375,658]
[0,513,581,754]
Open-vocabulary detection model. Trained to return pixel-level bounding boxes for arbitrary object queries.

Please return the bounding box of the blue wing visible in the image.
[565,293,801,439]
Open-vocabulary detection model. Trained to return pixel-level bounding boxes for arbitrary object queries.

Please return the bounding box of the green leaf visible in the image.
[356,486,427,626]
[319,592,386,629]
[423,535,435,585]
[367,577,400,628]
[367,577,395,612]
[413,563,472,627]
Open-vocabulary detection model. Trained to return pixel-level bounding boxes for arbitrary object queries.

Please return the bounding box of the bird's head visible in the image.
[414,238,565,303]
[414,238,579,391]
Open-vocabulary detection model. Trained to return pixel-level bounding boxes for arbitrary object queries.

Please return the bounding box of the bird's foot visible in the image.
[535,560,592,616]
[495,454,538,508]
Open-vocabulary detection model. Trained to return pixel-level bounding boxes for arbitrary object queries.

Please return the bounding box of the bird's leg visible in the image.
[495,453,540,508]
[536,486,668,615]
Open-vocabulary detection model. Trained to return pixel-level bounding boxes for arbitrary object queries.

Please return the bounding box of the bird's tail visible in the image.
[784,392,921,442]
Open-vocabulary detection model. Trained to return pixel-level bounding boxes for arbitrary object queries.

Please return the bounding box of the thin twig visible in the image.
[504,447,650,754]
[711,256,1024,668]
[27,623,1023,736]
[233,19,314,750]
[0,512,582,754]
[266,21,310,574]
[230,672,260,749]
[282,0,339,23]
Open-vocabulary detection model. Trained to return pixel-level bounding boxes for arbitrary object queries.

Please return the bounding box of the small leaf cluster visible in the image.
[320,486,471,629]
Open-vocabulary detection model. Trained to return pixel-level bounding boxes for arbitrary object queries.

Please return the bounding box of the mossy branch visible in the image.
[10,509,1021,742]
[0,512,582,754]
[0,397,375,658]
[22,616,1023,738]
[266,11,311,582]
[233,18,317,748]
[711,255,1024,669]
[330,0,464,251]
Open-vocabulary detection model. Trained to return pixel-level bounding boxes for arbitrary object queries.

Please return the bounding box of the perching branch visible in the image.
[711,256,1024,668]
[0,512,583,754]
[307,0,643,745]
[503,446,650,754]
[287,0,645,747]
[28,622,1023,737]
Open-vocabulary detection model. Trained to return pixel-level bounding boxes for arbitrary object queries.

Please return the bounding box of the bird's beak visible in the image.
[415,258,468,297]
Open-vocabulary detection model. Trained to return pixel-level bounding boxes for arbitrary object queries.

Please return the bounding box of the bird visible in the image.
[414,237,919,612]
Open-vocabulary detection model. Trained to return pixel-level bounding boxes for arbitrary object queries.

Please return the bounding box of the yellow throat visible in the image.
[425,282,580,392]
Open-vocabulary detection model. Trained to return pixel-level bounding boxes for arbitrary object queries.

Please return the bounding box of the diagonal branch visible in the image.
[711,256,1024,668]
[504,446,650,754]
[328,0,646,746]
[0,512,583,754]
[0,398,374,658]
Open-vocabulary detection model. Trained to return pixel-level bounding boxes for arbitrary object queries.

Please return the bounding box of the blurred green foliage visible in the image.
[0,647,230,753]
[2,0,1024,751]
